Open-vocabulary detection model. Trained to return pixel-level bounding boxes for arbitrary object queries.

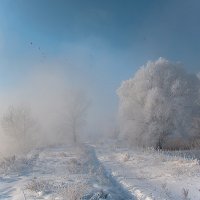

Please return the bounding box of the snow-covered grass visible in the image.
[60,182,88,200]
[97,144,200,200]
[25,178,89,200]
[2,141,200,200]
[0,144,134,200]
[0,145,88,199]
[0,153,38,176]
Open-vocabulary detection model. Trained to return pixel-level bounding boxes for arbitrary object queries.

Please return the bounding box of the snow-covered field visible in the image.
[97,144,200,200]
[0,144,133,200]
[1,143,200,200]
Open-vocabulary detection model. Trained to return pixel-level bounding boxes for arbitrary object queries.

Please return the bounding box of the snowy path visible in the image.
[0,145,135,200]
[97,147,200,200]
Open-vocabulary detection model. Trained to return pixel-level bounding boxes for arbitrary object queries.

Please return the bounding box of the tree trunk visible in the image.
[156,134,164,150]
[72,125,77,144]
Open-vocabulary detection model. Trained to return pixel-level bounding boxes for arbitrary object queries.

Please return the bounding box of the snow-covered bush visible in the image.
[67,158,82,174]
[117,58,200,149]
[0,153,38,175]
[122,152,130,162]
[0,155,16,174]
[25,179,53,194]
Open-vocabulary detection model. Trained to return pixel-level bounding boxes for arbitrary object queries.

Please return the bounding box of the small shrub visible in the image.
[67,158,82,174]
[25,179,53,193]
[0,156,16,173]
[59,152,67,157]
[182,188,190,200]
[122,153,130,162]
[161,183,167,190]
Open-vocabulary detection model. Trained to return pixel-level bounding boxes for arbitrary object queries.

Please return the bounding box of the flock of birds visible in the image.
[29,41,47,62]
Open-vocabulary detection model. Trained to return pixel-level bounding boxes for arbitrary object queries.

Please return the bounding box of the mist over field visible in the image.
[0,58,199,158]
[0,68,90,156]
[1,1,200,199]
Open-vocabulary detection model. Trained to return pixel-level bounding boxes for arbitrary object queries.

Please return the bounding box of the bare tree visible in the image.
[64,91,90,144]
[1,105,39,150]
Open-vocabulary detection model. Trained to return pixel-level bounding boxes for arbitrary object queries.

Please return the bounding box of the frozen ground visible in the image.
[1,143,200,200]
[0,144,133,200]
[97,144,200,200]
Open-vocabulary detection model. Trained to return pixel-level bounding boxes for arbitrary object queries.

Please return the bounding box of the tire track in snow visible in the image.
[96,149,160,200]
[84,145,135,200]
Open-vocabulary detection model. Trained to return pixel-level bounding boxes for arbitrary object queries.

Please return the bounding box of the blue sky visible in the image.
[0,0,200,118]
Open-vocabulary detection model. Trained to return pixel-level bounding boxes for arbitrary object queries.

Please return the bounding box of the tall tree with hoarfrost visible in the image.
[117,58,200,149]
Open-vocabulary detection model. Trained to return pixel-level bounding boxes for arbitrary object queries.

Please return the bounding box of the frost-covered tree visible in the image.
[1,105,40,151]
[117,58,200,149]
